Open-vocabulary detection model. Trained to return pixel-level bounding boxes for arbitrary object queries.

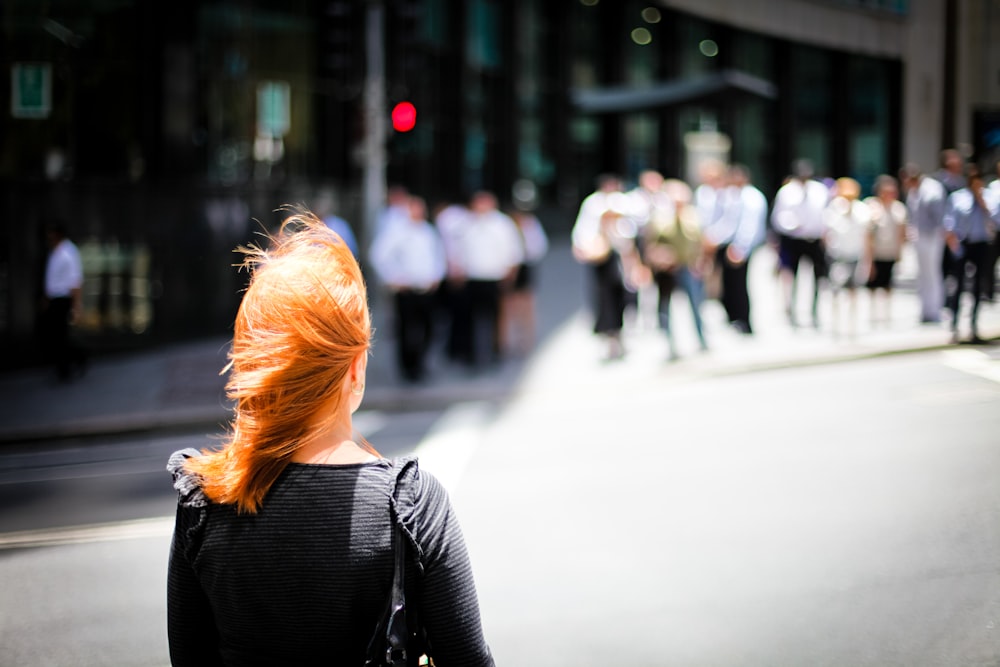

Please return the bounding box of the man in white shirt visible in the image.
[771,159,831,328]
[42,222,87,381]
[369,196,447,382]
[432,200,471,365]
[626,169,670,328]
[449,191,523,368]
[699,162,767,334]
[375,184,412,236]
[901,163,947,323]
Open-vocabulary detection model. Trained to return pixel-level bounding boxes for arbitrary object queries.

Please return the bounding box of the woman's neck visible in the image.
[291,418,378,465]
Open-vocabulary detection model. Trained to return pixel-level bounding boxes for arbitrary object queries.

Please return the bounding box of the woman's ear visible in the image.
[350,350,368,384]
[347,351,368,412]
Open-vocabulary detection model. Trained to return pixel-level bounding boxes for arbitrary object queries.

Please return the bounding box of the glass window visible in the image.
[624,113,658,178]
[675,15,719,78]
[732,32,774,81]
[731,98,776,193]
[848,55,891,193]
[569,1,601,89]
[421,0,450,48]
[825,0,908,15]
[197,4,315,185]
[515,2,553,186]
[466,0,502,70]
[623,0,659,86]
[791,45,833,177]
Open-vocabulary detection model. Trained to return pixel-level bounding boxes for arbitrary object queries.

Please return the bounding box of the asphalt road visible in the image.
[1,350,998,666]
[457,348,1000,667]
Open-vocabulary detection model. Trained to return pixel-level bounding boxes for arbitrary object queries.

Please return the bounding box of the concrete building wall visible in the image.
[902,0,947,170]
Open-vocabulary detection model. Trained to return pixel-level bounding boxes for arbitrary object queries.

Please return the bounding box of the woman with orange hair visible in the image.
[166,210,494,666]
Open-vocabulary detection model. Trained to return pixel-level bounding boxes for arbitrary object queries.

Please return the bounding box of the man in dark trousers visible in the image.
[41,222,87,381]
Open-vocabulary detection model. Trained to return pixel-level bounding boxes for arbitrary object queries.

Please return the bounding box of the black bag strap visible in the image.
[382,523,410,666]
[366,461,415,667]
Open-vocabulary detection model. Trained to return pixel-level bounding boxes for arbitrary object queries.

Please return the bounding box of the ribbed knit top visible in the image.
[166,450,494,666]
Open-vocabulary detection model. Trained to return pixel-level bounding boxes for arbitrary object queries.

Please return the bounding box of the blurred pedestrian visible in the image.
[823,177,871,338]
[863,174,908,326]
[434,199,472,364]
[500,208,549,357]
[369,196,447,383]
[694,158,728,304]
[700,163,767,334]
[901,163,947,323]
[934,149,969,320]
[934,148,967,195]
[943,166,1000,343]
[314,187,359,258]
[638,178,708,360]
[771,159,831,328]
[626,169,669,328]
[986,158,1000,301]
[166,210,494,666]
[449,191,523,368]
[376,183,411,236]
[41,221,87,382]
[572,173,635,360]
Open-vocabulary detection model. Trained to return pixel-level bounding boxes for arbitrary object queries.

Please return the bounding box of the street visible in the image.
[458,341,1000,667]
[1,344,998,666]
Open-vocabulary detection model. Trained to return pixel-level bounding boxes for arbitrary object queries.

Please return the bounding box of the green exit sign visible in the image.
[11,63,52,119]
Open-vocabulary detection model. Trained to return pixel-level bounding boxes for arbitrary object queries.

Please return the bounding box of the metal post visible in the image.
[362,0,387,254]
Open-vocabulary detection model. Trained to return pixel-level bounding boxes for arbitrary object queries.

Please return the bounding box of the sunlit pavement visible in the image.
[436,294,1000,666]
[411,244,1000,666]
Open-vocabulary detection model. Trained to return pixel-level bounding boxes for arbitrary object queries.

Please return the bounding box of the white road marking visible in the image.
[413,401,493,493]
[0,516,174,550]
[941,348,1000,385]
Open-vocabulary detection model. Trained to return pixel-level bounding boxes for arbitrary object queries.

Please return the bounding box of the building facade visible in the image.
[1,0,994,365]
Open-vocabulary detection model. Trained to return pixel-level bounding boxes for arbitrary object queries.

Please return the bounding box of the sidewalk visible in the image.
[1,238,997,443]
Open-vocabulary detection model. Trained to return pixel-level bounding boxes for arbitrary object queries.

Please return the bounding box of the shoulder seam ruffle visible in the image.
[167,448,209,508]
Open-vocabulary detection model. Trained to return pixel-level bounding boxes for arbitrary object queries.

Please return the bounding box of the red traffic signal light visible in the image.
[391,101,416,132]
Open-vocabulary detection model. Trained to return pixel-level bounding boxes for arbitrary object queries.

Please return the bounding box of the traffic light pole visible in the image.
[362,0,387,255]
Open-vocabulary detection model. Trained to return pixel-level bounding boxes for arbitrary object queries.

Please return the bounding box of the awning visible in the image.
[571,69,778,114]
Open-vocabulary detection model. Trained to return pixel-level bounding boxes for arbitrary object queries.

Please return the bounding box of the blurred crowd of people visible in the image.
[363,186,548,383]
[38,150,998,383]
[571,150,1000,361]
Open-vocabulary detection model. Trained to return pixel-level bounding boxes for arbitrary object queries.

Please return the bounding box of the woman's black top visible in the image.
[167,451,494,666]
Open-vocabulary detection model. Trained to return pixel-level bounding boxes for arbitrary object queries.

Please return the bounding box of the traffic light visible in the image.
[391,101,416,132]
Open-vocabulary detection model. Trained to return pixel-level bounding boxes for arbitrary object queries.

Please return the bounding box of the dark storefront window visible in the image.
[847,55,892,193]
[513,1,555,205]
[1,1,159,351]
[791,45,834,177]
[197,5,316,185]
[729,33,777,191]
[567,0,614,198]
[675,14,721,79]
[621,0,661,179]
[466,0,502,70]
